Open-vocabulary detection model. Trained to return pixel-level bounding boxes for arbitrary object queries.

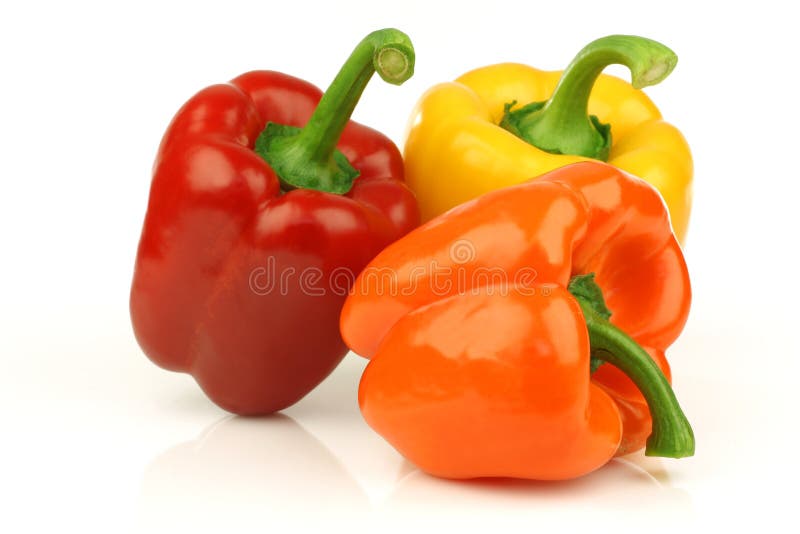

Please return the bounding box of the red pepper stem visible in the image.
[569,273,694,458]
[298,28,414,162]
[254,28,415,194]
[500,35,677,161]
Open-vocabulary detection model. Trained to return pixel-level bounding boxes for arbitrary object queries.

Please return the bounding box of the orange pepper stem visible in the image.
[569,274,694,458]
[254,28,415,194]
[499,35,677,161]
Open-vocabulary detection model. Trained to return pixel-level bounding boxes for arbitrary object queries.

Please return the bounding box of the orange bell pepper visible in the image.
[341,161,694,480]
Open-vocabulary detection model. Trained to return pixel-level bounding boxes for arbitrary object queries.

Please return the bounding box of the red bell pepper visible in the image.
[130,29,419,414]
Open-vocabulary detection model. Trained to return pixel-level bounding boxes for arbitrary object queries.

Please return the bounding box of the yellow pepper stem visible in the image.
[500,35,677,161]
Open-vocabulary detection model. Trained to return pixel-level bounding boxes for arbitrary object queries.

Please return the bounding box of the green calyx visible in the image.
[255,28,415,194]
[568,273,695,459]
[255,124,359,194]
[568,273,612,320]
[500,35,677,161]
[569,273,612,374]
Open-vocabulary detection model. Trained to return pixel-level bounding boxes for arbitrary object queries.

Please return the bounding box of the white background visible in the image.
[2,1,797,532]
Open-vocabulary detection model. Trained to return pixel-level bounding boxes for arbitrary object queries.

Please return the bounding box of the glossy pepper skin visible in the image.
[131,30,419,415]
[404,35,693,241]
[341,162,693,477]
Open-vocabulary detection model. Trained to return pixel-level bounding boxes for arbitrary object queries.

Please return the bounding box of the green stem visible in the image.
[254,28,414,194]
[569,274,694,458]
[500,35,677,161]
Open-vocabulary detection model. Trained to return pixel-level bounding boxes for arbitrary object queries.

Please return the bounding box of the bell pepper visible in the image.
[340,161,694,479]
[404,35,693,242]
[130,29,419,415]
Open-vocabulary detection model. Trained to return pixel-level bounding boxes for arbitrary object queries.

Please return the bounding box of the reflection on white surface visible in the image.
[137,379,693,532]
[137,415,368,532]
[380,457,692,528]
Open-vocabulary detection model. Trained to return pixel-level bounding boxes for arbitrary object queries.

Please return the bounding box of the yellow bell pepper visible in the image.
[404,35,693,242]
